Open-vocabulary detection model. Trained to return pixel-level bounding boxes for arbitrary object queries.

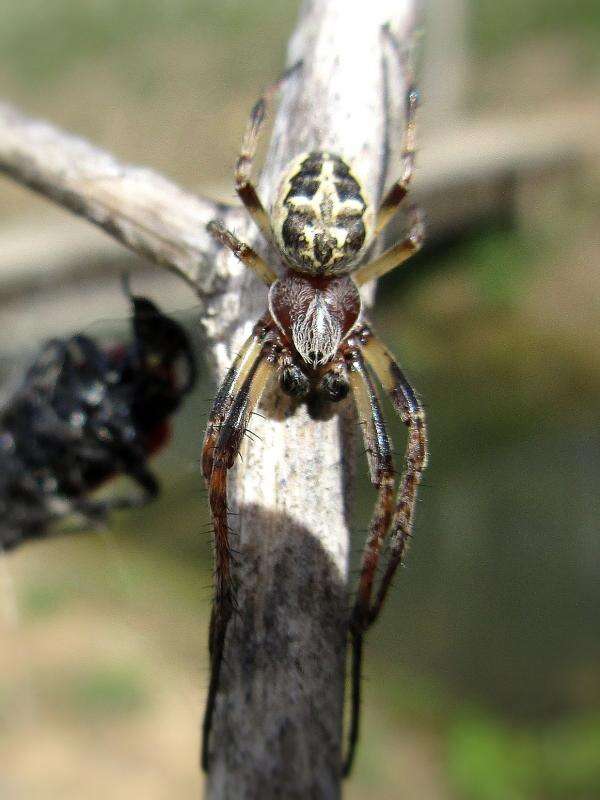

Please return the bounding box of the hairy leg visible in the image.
[359,326,428,622]
[234,62,302,243]
[344,344,396,775]
[207,220,277,286]
[353,205,424,286]
[202,317,272,482]
[374,25,420,236]
[201,347,277,771]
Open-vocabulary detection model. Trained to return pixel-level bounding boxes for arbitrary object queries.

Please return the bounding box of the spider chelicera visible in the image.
[201,62,427,776]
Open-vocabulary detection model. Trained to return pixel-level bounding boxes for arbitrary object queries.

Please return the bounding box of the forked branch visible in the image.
[0,102,234,296]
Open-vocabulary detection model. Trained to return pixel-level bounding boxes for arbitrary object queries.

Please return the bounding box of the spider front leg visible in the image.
[342,327,427,775]
[359,327,428,621]
[234,62,301,244]
[346,347,397,627]
[344,345,396,775]
[201,339,278,771]
[202,316,272,481]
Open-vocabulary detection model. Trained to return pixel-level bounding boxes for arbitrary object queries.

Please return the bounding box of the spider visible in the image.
[202,60,427,776]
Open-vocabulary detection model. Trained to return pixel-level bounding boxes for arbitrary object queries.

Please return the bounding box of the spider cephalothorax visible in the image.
[269,271,361,367]
[202,59,426,777]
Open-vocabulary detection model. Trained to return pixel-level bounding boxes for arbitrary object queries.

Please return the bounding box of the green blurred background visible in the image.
[0,2,599,798]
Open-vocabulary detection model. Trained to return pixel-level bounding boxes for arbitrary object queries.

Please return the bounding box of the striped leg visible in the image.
[201,343,277,771]
[344,346,396,775]
[201,317,272,482]
[374,24,420,236]
[353,206,424,287]
[360,327,428,622]
[342,325,427,775]
[207,220,277,286]
[234,62,302,243]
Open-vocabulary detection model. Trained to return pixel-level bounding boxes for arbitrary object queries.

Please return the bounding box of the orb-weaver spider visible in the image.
[202,60,427,776]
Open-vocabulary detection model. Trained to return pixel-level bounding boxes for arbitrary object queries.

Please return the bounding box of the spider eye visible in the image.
[319,370,349,402]
[279,365,310,398]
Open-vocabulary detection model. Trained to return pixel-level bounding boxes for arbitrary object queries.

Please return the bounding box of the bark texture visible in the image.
[0,101,234,295]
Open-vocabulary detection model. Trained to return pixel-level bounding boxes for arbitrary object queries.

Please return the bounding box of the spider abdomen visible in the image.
[271,152,374,276]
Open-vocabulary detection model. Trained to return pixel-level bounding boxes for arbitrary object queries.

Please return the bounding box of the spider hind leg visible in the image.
[375,23,420,236]
[234,61,302,244]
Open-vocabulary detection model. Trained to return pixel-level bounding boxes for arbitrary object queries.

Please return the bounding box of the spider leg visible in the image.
[341,327,427,774]
[353,205,424,286]
[201,345,277,772]
[346,347,396,626]
[234,62,301,243]
[360,326,428,622]
[374,26,419,236]
[207,220,277,286]
[343,345,396,775]
[202,317,272,482]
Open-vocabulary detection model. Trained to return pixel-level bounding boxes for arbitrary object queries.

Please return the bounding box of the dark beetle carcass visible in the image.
[0,292,196,550]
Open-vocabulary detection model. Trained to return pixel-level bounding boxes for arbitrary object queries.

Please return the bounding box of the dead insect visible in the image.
[0,288,196,550]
